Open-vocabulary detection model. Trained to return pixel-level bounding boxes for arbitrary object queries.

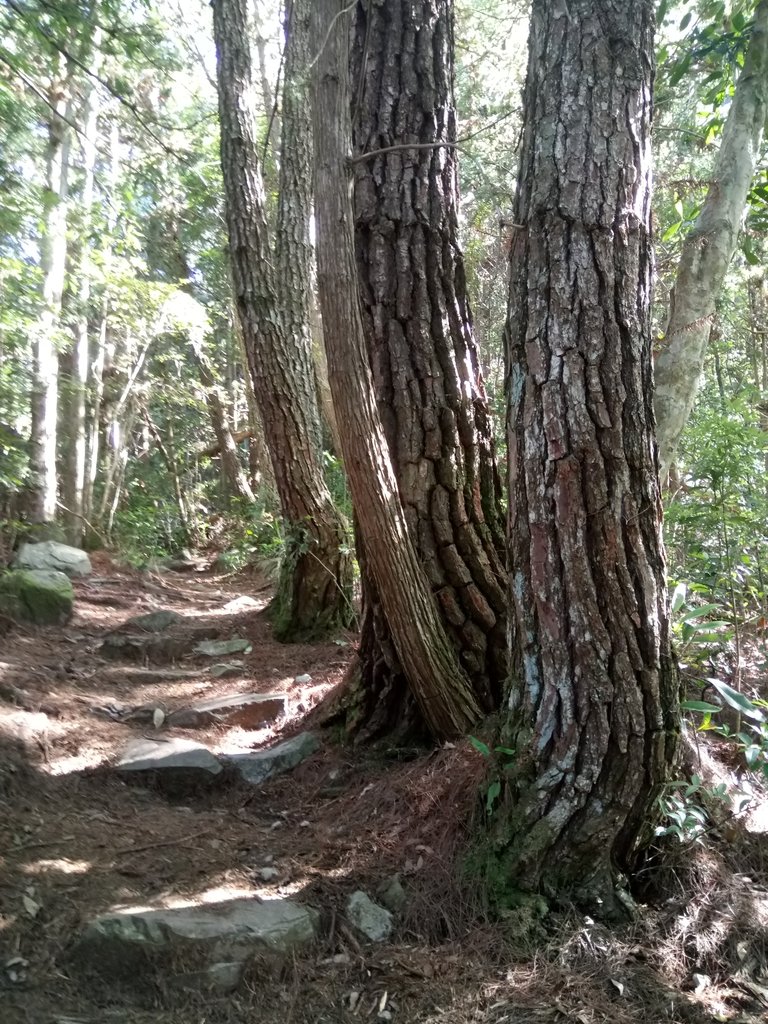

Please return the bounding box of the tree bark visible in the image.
[654,0,768,478]
[28,59,73,523]
[501,0,678,908]
[61,40,101,545]
[345,0,506,738]
[212,0,353,641]
[312,0,483,740]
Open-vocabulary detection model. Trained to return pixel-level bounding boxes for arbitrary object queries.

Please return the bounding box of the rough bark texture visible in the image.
[502,0,679,907]
[340,0,506,739]
[654,0,768,478]
[312,0,483,740]
[213,0,353,641]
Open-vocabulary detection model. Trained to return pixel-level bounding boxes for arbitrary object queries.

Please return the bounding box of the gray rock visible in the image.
[211,661,245,679]
[294,673,312,685]
[258,867,279,882]
[223,732,319,786]
[74,896,319,985]
[194,638,252,657]
[15,540,91,578]
[346,891,393,942]
[121,610,183,632]
[0,569,74,625]
[170,960,244,993]
[377,874,407,915]
[168,692,287,730]
[115,737,222,777]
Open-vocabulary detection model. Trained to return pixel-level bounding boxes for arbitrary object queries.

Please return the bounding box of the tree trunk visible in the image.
[653,0,768,478]
[28,60,73,523]
[501,0,679,909]
[212,0,353,641]
[61,42,101,545]
[345,0,506,738]
[312,0,482,740]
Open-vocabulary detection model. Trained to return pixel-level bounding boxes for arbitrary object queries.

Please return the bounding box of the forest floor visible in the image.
[1,555,767,1024]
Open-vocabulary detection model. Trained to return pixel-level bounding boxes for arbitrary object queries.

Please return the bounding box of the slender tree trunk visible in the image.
[654,0,768,478]
[192,341,255,503]
[61,43,101,545]
[313,0,482,740]
[212,0,353,641]
[28,60,73,523]
[84,116,120,535]
[344,0,506,739]
[501,0,678,909]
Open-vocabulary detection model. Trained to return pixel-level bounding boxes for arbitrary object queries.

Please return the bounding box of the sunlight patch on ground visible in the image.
[109,884,272,914]
[22,858,92,876]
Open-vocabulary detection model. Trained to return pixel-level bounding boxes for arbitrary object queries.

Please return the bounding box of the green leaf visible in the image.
[680,11,693,31]
[493,746,516,757]
[657,0,670,26]
[707,677,765,721]
[681,700,722,713]
[469,736,491,758]
[670,583,687,614]
[678,603,722,622]
[486,779,501,816]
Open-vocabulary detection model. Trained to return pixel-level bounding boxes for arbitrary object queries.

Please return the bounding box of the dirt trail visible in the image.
[0,557,751,1023]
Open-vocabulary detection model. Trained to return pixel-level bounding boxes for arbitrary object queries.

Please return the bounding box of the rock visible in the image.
[103,667,206,686]
[223,732,319,786]
[15,540,91,578]
[99,625,219,663]
[0,569,74,625]
[168,692,287,730]
[194,638,252,657]
[170,960,244,994]
[121,610,183,632]
[73,894,319,989]
[377,875,407,915]
[115,738,222,789]
[211,661,244,679]
[346,891,393,942]
[258,867,279,882]
[294,673,312,685]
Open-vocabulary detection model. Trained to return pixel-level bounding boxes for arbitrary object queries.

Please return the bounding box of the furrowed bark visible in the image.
[312,0,482,740]
[212,0,353,641]
[339,0,506,739]
[502,0,678,909]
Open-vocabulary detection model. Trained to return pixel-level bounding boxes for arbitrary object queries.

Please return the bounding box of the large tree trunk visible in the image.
[313,0,482,740]
[212,0,353,641]
[501,0,679,909]
[28,60,73,524]
[344,0,506,738]
[653,0,768,478]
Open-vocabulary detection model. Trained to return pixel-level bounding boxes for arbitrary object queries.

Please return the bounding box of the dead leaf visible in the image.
[22,893,41,918]
[153,706,165,728]
[610,978,625,997]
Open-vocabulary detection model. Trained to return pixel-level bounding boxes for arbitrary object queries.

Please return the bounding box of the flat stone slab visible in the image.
[74,895,319,988]
[99,625,220,663]
[194,638,252,657]
[211,661,245,679]
[15,540,91,578]
[168,692,287,730]
[223,732,318,786]
[115,737,222,776]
